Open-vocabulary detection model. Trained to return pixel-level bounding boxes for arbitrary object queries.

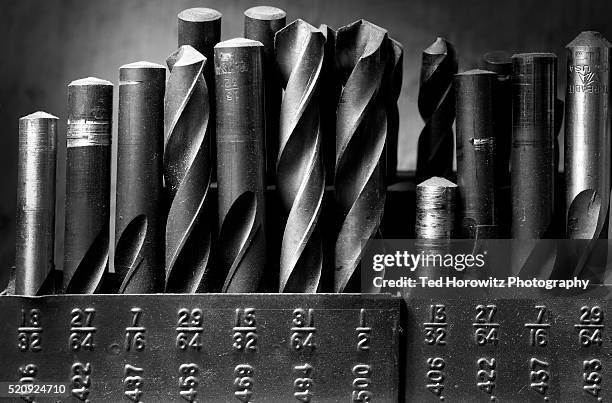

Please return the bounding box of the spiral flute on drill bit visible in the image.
[334,20,388,293]
[164,46,214,293]
[215,38,266,293]
[275,19,325,293]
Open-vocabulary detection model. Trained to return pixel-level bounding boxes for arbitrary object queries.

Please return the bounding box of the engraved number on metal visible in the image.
[234,364,254,402]
[71,362,92,402]
[179,363,200,402]
[357,309,371,351]
[476,357,496,397]
[529,358,550,397]
[576,306,604,347]
[125,307,146,352]
[352,364,372,402]
[424,304,447,346]
[18,308,42,352]
[70,308,96,351]
[124,364,144,402]
[426,357,445,398]
[291,308,316,351]
[18,363,38,402]
[176,308,203,351]
[474,304,499,346]
[525,305,549,347]
[294,363,314,402]
[234,308,257,352]
[583,359,602,399]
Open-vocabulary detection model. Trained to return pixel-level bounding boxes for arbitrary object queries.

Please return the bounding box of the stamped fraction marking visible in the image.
[291,308,316,351]
[575,306,604,347]
[474,304,499,346]
[176,308,203,351]
[234,308,258,352]
[18,308,42,352]
[70,308,96,351]
[525,305,550,347]
[125,307,146,352]
[424,304,447,346]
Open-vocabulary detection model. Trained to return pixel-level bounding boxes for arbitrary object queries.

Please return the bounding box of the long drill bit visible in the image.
[15,112,58,296]
[164,46,214,293]
[384,37,403,182]
[511,53,556,239]
[244,6,287,183]
[416,37,457,182]
[63,78,113,294]
[214,38,266,292]
[113,62,165,293]
[565,31,611,235]
[415,177,457,240]
[275,20,325,293]
[334,20,388,293]
[455,69,498,239]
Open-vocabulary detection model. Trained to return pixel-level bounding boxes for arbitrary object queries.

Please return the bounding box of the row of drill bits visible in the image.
[416,31,611,243]
[13,7,403,295]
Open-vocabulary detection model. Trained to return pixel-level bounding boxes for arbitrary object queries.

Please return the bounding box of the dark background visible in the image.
[1,0,611,285]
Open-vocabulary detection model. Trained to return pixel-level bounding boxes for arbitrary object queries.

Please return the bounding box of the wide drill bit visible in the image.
[214,38,266,292]
[565,31,611,235]
[15,112,58,296]
[63,78,113,294]
[511,53,556,239]
[275,20,325,293]
[244,6,287,183]
[384,37,403,182]
[415,177,457,240]
[416,37,457,182]
[455,69,498,239]
[113,62,166,293]
[334,20,388,293]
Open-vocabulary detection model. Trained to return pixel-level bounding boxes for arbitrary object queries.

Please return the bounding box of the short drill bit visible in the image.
[275,19,325,293]
[164,46,214,293]
[244,6,287,183]
[215,38,266,292]
[334,20,388,293]
[455,69,498,239]
[511,53,556,239]
[415,177,457,240]
[384,37,403,182]
[113,62,165,293]
[15,112,58,296]
[565,31,611,235]
[63,78,113,294]
[416,37,457,182]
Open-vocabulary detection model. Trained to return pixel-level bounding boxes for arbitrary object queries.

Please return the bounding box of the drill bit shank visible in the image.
[416,177,457,240]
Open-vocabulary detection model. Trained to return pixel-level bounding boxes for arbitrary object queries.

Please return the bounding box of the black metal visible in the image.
[455,69,498,239]
[214,39,267,293]
[384,37,403,182]
[511,53,557,239]
[63,78,112,294]
[113,62,166,293]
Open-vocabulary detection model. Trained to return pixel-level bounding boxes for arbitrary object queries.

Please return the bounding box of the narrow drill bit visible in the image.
[15,112,58,296]
[334,20,388,293]
[164,46,214,293]
[384,37,403,182]
[113,62,165,293]
[511,53,556,239]
[565,31,611,235]
[455,69,498,239]
[415,177,457,240]
[214,38,266,292]
[416,37,457,182]
[275,19,325,293]
[63,78,113,294]
[244,6,287,183]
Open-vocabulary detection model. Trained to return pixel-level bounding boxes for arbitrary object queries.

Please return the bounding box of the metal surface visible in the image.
[511,53,557,240]
[15,112,58,296]
[63,78,112,294]
[334,20,388,293]
[164,46,215,293]
[275,20,325,293]
[384,37,403,182]
[214,39,267,293]
[0,293,399,402]
[113,62,166,293]
[416,37,457,182]
[565,31,611,234]
[416,177,457,240]
[244,6,287,183]
[455,70,498,239]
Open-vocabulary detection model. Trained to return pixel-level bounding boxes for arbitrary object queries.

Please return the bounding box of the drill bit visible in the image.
[15,112,58,296]
[511,53,557,239]
[334,20,388,293]
[214,38,266,292]
[63,77,112,294]
[416,37,457,182]
[384,37,403,182]
[455,69,498,239]
[164,46,214,293]
[415,177,457,240]
[565,31,611,235]
[244,6,286,183]
[275,19,325,293]
[113,62,166,293]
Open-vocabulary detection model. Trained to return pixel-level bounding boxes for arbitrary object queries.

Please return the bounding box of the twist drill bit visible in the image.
[113,62,165,293]
[15,112,58,296]
[334,20,388,293]
[63,78,112,294]
[455,70,498,239]
[215,38,266,292]
[565,31,611,234]
[244,6,287,183]
[384,37,403,182]
[275,20,325,293]
[164,46,214,293]
[511,53,556,239]
[415,177,457,240]
[416,37,457,182]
